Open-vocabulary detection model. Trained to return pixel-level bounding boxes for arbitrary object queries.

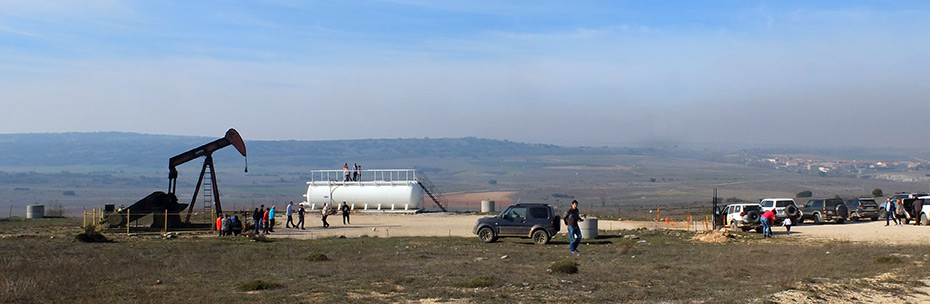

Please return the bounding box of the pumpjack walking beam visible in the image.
[167,128,247,223]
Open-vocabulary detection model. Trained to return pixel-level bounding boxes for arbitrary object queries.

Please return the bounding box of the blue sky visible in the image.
[2,1,929,147]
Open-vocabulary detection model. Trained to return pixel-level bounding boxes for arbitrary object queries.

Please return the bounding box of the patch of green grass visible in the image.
[549,260,579,274]
[236,279,281,291]
[876,256,903,264]
[305,253,330,261]
[455,276,495,288]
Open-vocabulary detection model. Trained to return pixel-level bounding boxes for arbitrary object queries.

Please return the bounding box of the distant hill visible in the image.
[0,133,624,170]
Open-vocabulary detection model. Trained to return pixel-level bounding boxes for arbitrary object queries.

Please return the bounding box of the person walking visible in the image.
[781,216,792,234]
[286,202,296,228]
[216,213,223,236]
[885,198,899,226]
[895,199,906,226]
[268,205,276,232]
[262,208,270,234]
[297,205,305,230]
[341,201,351,225]
[343,163,350,182]
[252,208,262,234]
[321,202,330,228]
[563,200,584,254]
[761,209,775,238]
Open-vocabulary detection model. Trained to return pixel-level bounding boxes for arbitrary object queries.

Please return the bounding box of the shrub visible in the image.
[455,276,494,288]
[875,256,902,264]
[872,188,884,197]
[488,179,497,185]
[237,279,281,291]
[549,260,579,274]
[305,253,330,261]
[248,234,272,243]
[75,227,110,243]
[796,190,813,198]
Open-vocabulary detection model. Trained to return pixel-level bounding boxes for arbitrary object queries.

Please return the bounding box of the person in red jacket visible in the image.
[262,209,270,234]
[761,210,775,238]
[216,214,223,236]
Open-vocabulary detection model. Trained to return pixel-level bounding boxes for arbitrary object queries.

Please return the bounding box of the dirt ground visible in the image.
[269,213,930,245]
[266,213,930,303]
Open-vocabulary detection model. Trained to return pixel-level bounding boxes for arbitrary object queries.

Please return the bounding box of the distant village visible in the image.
[731,153,930,181]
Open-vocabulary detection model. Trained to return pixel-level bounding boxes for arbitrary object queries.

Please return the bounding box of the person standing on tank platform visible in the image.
[563,200,584,255]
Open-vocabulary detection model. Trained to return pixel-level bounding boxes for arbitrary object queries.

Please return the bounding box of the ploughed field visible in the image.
[2,218,930,303]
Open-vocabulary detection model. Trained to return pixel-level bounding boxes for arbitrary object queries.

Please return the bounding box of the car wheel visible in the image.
[852,215,859,222]
[730,220,738,230]
[531,229,550,245]
[741,227,750,232]
[478,227,497,243]
[814,213,823,225]
[870,217,878,221]
[921,214,929,226]
[836,218,845,224]
[785,205,800,218]
[754,227,763,233]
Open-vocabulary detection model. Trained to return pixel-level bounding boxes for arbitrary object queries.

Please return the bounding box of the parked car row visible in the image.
[721,196,891,233]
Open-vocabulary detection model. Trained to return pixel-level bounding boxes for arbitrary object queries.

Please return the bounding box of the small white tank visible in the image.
[26,205,45,219]
[578,217,598,239]
[480,200,495,213]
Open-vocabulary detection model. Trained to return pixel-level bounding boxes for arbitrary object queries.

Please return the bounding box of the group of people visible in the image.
[758,209,791,238]
[218,201,355,236]
[884,196,924,227]
[343,163,362,182]
[215,213,244,236]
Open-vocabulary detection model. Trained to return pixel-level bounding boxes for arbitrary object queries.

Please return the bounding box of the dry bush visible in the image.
[305,253,330,261]
[549,260,579,274]
[236,279,281,291]
[455,276,495,288]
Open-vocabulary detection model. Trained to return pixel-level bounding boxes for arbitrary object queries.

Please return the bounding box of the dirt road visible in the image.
[270,213,928,244]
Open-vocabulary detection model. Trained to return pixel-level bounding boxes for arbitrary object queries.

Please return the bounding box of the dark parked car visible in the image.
[844,198,879,221]
[799,198,849,224]
[473,203,560,245]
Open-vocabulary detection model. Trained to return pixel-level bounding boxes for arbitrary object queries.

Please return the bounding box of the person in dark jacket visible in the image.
[252,208,262,234]
[563,200,584,254]
[341,202,351,225]
[297,205,305,230]
[885,198,898,226]
[914,199,924,226]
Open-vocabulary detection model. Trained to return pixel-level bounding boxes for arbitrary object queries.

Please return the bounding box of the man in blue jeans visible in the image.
[563,200,584,254]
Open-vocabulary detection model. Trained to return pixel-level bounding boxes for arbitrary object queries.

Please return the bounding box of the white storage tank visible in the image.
[480,200,495,213]
[578,217,598,239]
[26,204,45,219]
[300,169,425,212]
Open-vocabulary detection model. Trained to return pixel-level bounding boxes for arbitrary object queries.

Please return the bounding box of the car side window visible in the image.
[815,200,824,209]
[762,201,772,208]
[735,206,741,213]
[506,207,527,219]
[528,207,548,219]
[806,201,814,208]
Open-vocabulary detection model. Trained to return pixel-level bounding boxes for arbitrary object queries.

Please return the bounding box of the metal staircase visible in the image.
[416,172,448,212]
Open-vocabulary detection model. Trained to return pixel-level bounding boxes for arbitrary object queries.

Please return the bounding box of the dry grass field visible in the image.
[2,218,930,303]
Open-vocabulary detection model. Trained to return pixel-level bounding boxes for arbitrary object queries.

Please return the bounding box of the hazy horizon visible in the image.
[3,1,929,148]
